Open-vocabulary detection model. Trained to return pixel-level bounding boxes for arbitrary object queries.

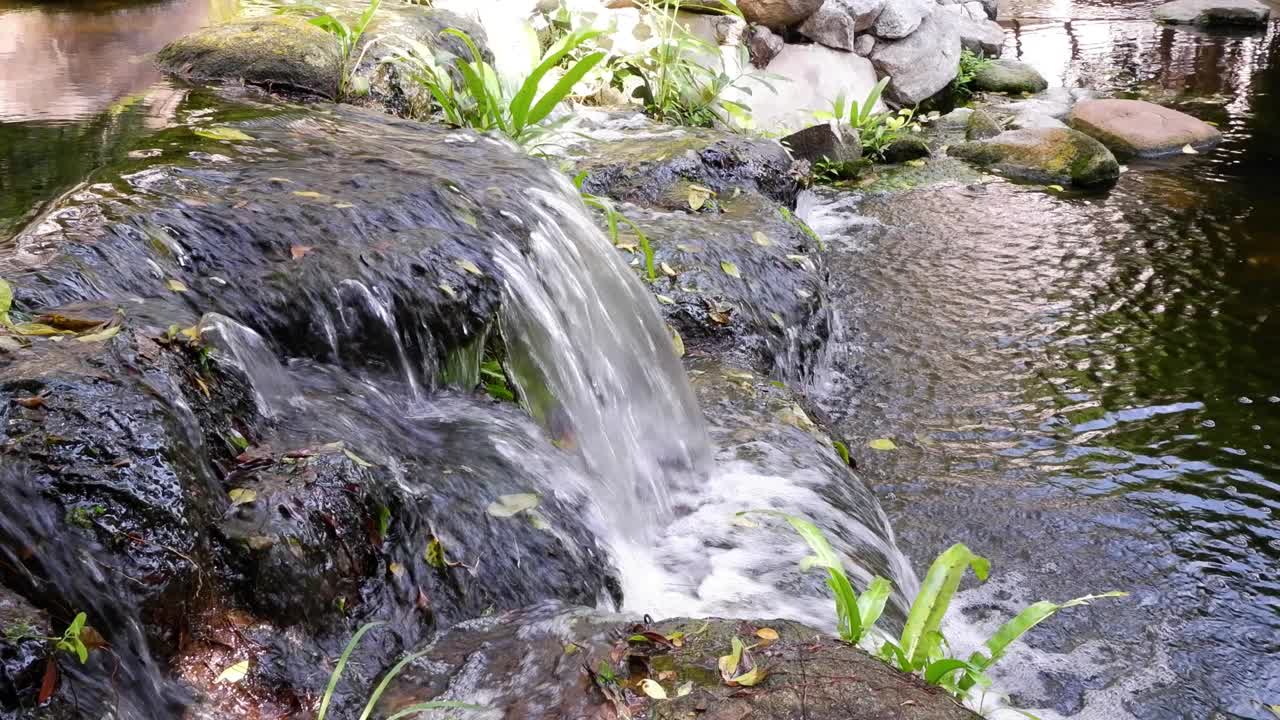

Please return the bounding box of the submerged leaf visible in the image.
[194,127,254,142]
[869,438,897,451]
[166,279,189,293]
[487,493,540,517]
[687,184,713,211]
[729,666,765,686]
[228,488,257,506]
[215,660,250,684]
[720,260,741,279]
[0,278,11,315]
[1047,184,1065,192]
[455,259,484,276]
[76,325,120,343]
[292,191,328,199]
[343,448,374,467]
[639,679,668,700]
[751,231,771,246]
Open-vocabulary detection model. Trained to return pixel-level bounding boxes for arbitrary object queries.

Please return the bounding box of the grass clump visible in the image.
[953,49,993,98]
[743,511,1126,702]
[282,0,383,99]
[814,76,922,164]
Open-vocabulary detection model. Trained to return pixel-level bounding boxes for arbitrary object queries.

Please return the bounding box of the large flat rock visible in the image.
[1067,98,1222,157]
[1153,0,1270,25]
[870,9,962,105]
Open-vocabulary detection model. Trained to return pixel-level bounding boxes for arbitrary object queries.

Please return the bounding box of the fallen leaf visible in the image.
[729,666,765,686]
[755,627,779,641]
[194,127,254,142]
[869,438,898,451]
[76,325,120,343]
[290,245,313,260]
[660,262,677,277]
[640,679,668,700]
[676,243,702,253]
[1181,144,1198,155]
[1047,184,1065,192]
[13,395,45,409]
[687,184,713,211]
[676,681,693,698]
[343,448,374,467]
[455,259,483,276]
[487,493,540,517]
[751,231,771,246]
[718,637,745,681]
[669,325,685,358]
[11,323,66,336]
[656,294,675,305]
[216,660,250,684]
[388,562,405,577]
[38,659,57,704]
[438,283,457,299]
[0,278,12,316]
[166,279,189,293]
[228,488,257,506]
[291,191,327,199]
[720,260,741,279]
[905,159,927,167]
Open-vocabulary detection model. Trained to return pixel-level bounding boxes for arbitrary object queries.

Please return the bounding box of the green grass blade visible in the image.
[358,647,432,720]
[510,29,603,128]
[354,0,381,38]
[525,51,607,129]
[317,621,384,720]
[923,658,972,686]
[385,701,485,720]
[899,543,989,669]
[859,76,889,126]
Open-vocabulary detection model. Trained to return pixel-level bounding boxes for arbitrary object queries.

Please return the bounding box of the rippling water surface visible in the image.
[803,1,1280,717]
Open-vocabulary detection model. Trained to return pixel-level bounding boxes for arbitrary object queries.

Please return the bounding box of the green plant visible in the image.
[573,172,656,281]
[758,513,1127,698]
[55,613,91,664]
[953,49,992,98]
[283,0,382,99]
[738,511,891,645]
[614,0,775,128]
[815,77,920,161]
[390,28,606,147]
[317,622,482,720]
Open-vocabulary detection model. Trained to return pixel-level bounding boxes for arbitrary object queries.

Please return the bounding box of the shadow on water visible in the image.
[801,2,1280,718]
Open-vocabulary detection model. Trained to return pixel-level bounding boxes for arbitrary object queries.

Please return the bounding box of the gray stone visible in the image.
[740,0,827,29]
[799,0,887,49]
[870,10,962,104]
[937,106,974,128]
[955,13,1005,55]
[1067,98,1223,157]
[1008,111,1068,129]
[715,15,750,44]
[973,58,1048,93]
[881,134,932,162]
[977,0,999,19]
[782,123,864,164]
[855,33,878,55]
[965,108,1003,139]
[747,24,786,67]
[948,127,1120,186]
[873,0,935,38]
[156,16,343,99]
[1153,0,1270,25]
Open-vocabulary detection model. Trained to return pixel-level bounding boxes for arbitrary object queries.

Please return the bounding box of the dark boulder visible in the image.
[881,134,933,162]
[782,123,863,165]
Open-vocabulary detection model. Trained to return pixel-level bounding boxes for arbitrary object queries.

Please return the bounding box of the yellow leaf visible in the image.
[11,323,66,336]
[487,493,540,518]
[661,262,677,277]
[751,231,771,246]
[869,438,897,451]
[76,325,120,343]
[688,185,713,211]
[720,260,741,279]
[729,666,765,686]
[755,627,779,641]
[389,562,404,577]
[292,191,328,199]
[228,488,257,506]
[343,448,374,467]
[455,259,483,276]
[1047,184,1065,192]
[215,659,250,684]
[669,325,685,358]
[194,127,254,142]
[639,678,668,700]
[676,681,693,697]
[718,637,744,680]
[166,279,189,293]
[438,283,457,299]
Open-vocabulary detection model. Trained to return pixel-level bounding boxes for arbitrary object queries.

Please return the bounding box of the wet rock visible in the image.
[782,123,863,165]
[881,134,932,162]
[156,16,344,100]
[991,86,1091,120]
[973,58,1049,94]
[966,107,1003,139]
[948,127,1120,186]
[952,12,1005,55]
[745,24,785,67]
[1007,111,1068,130]
[607,191,828,374]
[798,0,887,49]
[351,6,492,117]
[574,123,799,210]
[873,0,935,38]
[740,0,826,29]
[0,587,48,713]
[871,10,962,105]
[1153,0,1270,24]
[1067,98,1223,157]
[381,604,982,720]
[758,43,884,132]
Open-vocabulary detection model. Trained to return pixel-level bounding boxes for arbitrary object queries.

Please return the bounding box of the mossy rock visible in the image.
[948,127,1119,187]
[972,58,1049,94]
[965,107,1003,140]
[156,16,343,100]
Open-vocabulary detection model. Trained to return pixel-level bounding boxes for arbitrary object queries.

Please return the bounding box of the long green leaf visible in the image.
[353,0,381,38]
[856,576,892,635]
[510,29,603,128]
[358,647,431,720]
[923,658,973,685]
[859,76,890,127]
[317,622,384,720]
[525,51,606,130]
[899,543,989,669]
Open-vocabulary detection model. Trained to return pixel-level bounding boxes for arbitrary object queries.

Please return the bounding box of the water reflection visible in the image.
[0,0,236,123]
